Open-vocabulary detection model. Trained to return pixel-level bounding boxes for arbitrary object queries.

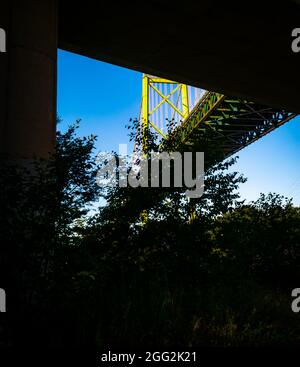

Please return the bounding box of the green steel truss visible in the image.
[165,91,296,159]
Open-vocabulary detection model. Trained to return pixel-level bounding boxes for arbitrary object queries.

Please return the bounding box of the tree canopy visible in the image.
[0,121,299,348]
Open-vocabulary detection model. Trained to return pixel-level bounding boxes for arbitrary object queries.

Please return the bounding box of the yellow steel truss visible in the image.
[141,74,189,152]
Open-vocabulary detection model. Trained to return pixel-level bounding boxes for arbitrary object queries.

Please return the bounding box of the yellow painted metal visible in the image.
[180,92,225,130]
[149,120,167,139]
[141,74,191,152]
[181,84,189,119]
[142,74,149,152]
[149,84,181,115]
[151,84,185,118]
[188,199,196,223]
[148,77,178,84]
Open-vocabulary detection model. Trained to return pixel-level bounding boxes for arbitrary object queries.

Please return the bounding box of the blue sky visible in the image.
[57,50,300,206]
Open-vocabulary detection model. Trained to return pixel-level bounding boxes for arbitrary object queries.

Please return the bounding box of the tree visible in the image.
[1,119,299,348]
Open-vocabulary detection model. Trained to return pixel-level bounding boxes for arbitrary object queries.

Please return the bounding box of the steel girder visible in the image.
[167,92,297,159]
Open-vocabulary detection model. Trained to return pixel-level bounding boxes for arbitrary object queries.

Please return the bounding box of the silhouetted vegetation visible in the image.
[1,121,300,348]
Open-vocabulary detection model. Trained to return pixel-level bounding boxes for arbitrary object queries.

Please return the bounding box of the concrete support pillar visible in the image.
[0,0,57,159]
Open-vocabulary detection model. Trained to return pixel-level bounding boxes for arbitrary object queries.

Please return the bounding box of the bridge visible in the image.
[138,75,297,162]
[1,1,300,159]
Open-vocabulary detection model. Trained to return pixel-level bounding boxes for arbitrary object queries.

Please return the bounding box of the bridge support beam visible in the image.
[0,0,57,159]
[141,74,149,153]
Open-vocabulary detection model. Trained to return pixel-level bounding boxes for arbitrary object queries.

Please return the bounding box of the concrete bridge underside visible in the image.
[1,0,300,158]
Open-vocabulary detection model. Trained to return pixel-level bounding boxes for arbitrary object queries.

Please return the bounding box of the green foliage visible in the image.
[1,120,300,347]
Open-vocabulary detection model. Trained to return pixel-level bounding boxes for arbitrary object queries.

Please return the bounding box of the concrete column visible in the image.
[0,0,57,159]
